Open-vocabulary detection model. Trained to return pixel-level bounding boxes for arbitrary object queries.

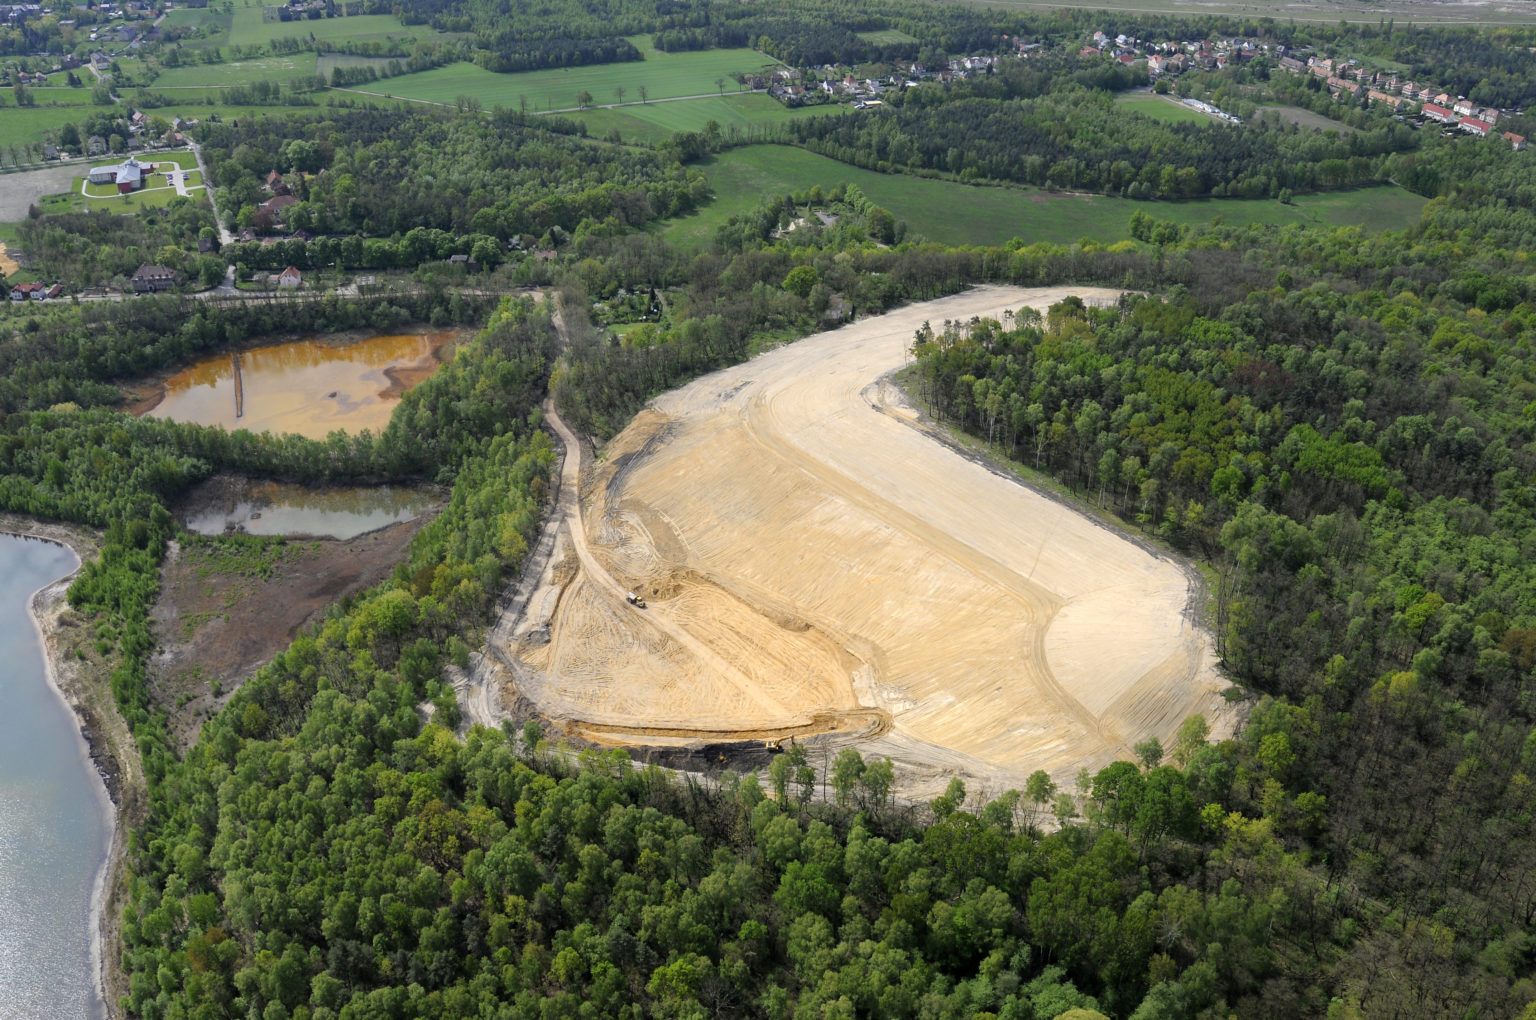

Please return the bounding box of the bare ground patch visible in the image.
[507,287,1237,800]
[149,515,431,749]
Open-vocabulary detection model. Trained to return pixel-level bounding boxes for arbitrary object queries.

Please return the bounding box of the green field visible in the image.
[373,47,779,113]
[662,145,1428,249]
[571,93,842,145]
[856,29,919,44]
[152,53,320,87]
[316,53,398,78]
[1116,92,1221,125]
[226,6,432,48]
[1256,105,1358,133]
[0,107,106,149]
[4,88,99,108]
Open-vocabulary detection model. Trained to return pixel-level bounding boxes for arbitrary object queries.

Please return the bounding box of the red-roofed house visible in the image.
[1421,103,1456,123]
[1503,131,1527,151]
[1459,117,1492,137]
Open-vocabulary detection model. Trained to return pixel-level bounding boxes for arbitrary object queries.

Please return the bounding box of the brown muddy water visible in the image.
[180,477,440,540]
[143,330,458,440]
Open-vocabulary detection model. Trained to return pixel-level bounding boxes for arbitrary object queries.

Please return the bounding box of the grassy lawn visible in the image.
[571,93,842,145]
[661,145,1427,248]
[856,29,918,44]
[1116,92,1222,125]
[375,47,779,112]
[39,182,210,214]
[153,53,321,87]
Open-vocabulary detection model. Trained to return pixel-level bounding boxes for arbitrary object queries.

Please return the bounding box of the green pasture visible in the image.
[661,145,1428,249]
[855,29,918,44]
[570,93,842,145]
[374,47,778,112]
[1115,92,1220,125]
[152,53,320,87]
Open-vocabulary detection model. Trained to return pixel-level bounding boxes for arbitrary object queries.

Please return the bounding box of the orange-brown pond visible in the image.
[144,330,459,440]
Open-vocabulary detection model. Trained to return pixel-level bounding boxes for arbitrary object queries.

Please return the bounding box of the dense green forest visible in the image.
[200,108,706,248]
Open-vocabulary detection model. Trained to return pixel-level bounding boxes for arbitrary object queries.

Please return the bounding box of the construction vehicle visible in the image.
[626,591,646,608]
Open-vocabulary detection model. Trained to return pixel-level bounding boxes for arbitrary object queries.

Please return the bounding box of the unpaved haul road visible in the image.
[509,286,1235,792]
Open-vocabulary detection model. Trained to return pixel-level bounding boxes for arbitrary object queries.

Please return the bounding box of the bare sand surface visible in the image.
[506,286,1236,796]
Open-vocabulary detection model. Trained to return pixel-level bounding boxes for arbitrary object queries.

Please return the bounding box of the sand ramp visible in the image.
[512,286,1234,786]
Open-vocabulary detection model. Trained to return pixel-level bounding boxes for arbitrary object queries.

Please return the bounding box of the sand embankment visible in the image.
[499,286,1238,798]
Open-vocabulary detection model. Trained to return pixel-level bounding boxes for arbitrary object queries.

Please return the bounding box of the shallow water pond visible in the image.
[181,478,439,540]
[145,330,458,441]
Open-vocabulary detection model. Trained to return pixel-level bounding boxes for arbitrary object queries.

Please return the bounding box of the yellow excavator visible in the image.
[626,591,647,609]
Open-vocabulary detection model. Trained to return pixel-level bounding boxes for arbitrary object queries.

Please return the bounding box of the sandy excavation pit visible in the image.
[506,286,1236,790]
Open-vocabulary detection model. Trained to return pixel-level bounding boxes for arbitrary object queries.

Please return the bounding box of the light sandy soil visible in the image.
[505,286,1237,795]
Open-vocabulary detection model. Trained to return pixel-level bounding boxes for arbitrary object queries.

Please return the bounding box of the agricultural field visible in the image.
[373,47,779,112]
[663,144,1428,248]
[151,53,320,88]
[1115,91,1222,125]
[570,93,841,145]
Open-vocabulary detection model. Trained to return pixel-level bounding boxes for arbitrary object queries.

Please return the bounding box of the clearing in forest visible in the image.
[506,286,1237,792]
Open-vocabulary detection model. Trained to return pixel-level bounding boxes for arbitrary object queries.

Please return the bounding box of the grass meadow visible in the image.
[570,93,842,144]
[660,145,1428,249]
[855,29,919,44]
[152,54,320,88]
[373,46,779,112]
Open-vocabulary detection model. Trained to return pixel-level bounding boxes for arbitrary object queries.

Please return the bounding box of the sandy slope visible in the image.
[507,286,1236,790]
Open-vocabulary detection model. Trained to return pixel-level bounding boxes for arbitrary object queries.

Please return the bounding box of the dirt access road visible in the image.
[501,286,1236,794]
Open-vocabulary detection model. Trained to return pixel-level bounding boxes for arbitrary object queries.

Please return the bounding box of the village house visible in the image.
[1459,117,1493,138]
[130,264,176,293]
[273,266,302,289]
[8,281,45,300]
[1503,131,1527,151]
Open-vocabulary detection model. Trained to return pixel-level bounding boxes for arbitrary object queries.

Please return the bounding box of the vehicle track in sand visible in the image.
[493,286,1237,793]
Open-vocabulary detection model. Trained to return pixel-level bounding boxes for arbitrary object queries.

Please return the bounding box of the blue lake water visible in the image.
[0,534,110,1020]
